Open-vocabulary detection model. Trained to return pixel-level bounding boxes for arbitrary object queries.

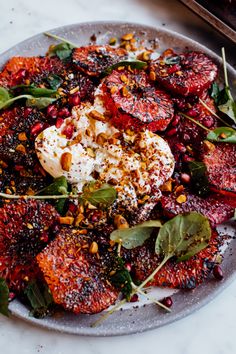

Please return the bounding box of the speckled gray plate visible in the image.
[2,21,236,336]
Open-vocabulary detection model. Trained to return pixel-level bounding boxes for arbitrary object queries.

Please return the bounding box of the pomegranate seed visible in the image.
[180,173,191,183]
[68,202,77,214]
[91,210,102,223]
[213,265,223,280]
[161,296,173,308]
[175,143,186,153]
[62,124,74,139]
[56,118,64,129]
[58,107,70,118]
[183,155,195,163]
[166,128,178,137]
[186,108,199,117]
[167,64,181,74]
[9,292,16,301]
[23,107,33,118]
[69,94,81,107]
[171,116,180,127]
[47,105,58,119]
[130,294,139,303]
[40,232,49,243]
[13,69,27,84]
[30,122,44,136]
[15,165,24,171]
[176,101,186,110]
[125,263,132,272]
[202,116,215,128]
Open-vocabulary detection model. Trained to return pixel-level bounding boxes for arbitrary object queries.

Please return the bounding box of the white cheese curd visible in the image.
[35,92,175,200]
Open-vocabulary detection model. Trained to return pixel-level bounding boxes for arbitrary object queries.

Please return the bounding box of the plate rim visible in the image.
[2,20,236,336]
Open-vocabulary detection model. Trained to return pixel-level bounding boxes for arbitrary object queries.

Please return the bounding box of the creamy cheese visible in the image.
[35,92,175,201]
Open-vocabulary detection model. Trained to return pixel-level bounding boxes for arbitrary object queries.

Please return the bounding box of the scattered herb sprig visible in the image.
[24,280,53,318]
[44,32,77,60]
[104,60,147,75]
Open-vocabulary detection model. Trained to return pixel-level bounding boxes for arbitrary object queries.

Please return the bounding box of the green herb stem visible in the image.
[44,32,77,48]
[135,256,170,292]
[221,47,230,90]
[199,98,231,128]
[0,192,77,200]
[131,283,171,312]
[179,112,211,132]
[91,298,127,328]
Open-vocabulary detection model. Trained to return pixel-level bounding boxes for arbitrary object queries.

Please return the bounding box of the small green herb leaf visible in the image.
[0,278,9,317]
[207,127,236,143]
[11,85,57,97]
[210,82,220,103]
[164,56,180,65]
[48,42,75,60]
[109,257,132,300]
[155,212,211,262]
[217,86,236,124]
[104,60,147,75]
[110,220,162,249]
[82,183,117,208]
[25,96,57,109]
[37,176,68,214]
[47,74,63,90]
[0,87,11,106]
[24,280,53,319]
[188,161,209,197]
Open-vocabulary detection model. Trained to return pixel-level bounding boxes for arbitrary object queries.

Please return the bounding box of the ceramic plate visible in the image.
[1,21,236,336]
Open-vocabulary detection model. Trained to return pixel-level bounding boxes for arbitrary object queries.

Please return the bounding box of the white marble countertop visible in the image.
[0,1,236,353]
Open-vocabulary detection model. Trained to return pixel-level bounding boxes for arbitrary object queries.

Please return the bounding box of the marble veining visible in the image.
[0,0,236,353]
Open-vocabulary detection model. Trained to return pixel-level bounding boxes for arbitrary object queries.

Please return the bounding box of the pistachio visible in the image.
[176,194,187,204]
[74,213,85,227]
[88,109,107,122]
[121,33,134,41]
[18,132,27,141]
[60,152,72,171]
[114,215,129,229]
[16,144,26,154]
[59,216,74,225]
[89,241,98,254]
[96,133,108,145]
[149,71,156,81]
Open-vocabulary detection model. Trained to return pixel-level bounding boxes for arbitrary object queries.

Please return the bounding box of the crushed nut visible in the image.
[74,213,85,227]
[110,86,118,94]
[121,33,134,41]
[86,147,95,158]
[160,180,172,192]
[96,133,108,145]
[60,152,72,171]
[203,140,215,152]
[26,223,34,229]
[109,37,117,45]
[176,194,187,204]
[89,241,98,254]
[149,71,156,81]
[18,132,27,141]
[88,109,107,122]
[122,86,129,97]
[16,144,26,154]
[59,216,74,225]
[114,215,129,229]
[120,74,128,83]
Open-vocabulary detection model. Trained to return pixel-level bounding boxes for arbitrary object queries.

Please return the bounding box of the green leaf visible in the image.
[109,257,132,300]
[25,96,57,109]
[47,74,63,90]
[48,42,75,60]
[188,161,209,197]
[104,60,147,75]
[24,280,53,319]
[0,87,11,106]
[210,82,220,103]
[164,56,180,65]
[11,84,57,97]
[207,127,236,143]
[37,176,68,214]
[0,278,9,317]
[82,183,117,208]
[217,86,236,124]
[110,220,162,249]
[155,212,211,262]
